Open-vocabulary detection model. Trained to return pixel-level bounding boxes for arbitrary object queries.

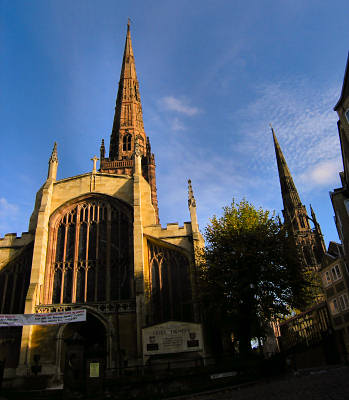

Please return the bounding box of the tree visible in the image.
[198,199,311,356]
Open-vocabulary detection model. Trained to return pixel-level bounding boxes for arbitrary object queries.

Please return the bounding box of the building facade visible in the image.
[0,22,204,386]
[320,242,349,352]
[331,54,349,262]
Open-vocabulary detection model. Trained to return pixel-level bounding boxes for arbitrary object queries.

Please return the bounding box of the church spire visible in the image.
[100,21,159,223]
[108,20,145,160]
[271,125,325,274]
[271,124,301,213]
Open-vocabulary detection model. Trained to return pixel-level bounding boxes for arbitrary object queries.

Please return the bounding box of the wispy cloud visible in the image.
[0,198,20,235]
[234,78,341,188]
[299,159,342,189]
[0,198,18,218]
[161,96,201,116]
[170,117,186,131]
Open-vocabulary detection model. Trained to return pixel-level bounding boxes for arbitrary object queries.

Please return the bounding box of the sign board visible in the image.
[142,321,203,356]
[89,362,100,378]
[0,309,86,327]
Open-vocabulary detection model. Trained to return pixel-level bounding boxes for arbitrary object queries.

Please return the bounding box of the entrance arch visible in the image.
[56,310,112,384]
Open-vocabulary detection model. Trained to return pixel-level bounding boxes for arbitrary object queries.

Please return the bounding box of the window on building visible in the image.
[330,298,339,315]
[122,134,132,151]
[331,264,342,281]
[147,240,193,324]
[299,216,305,228]
[339,294,349,311]
[323,271,332,287]
[345,108,349,124]
[45,197,133,305]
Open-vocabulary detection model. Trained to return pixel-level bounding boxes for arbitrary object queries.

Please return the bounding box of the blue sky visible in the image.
[1,0,348,247]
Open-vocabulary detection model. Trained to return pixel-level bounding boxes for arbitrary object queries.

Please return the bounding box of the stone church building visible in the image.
[0,22,204,385]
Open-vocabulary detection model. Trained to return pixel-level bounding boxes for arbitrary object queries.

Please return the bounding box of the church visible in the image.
[0,22,204,386]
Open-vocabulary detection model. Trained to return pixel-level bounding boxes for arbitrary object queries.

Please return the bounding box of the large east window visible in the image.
[44,197,133,304]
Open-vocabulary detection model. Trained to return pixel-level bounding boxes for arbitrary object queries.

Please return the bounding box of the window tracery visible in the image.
[0,244,32,314]
[45,197,133,305]
[147,241,193,324]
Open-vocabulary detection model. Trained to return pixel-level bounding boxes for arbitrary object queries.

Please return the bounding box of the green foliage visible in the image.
[198,199,311,355]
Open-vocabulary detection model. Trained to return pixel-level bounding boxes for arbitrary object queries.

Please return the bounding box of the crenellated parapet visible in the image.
[0,232,34,248]
[0,232,34,269]
[144,222,194,252]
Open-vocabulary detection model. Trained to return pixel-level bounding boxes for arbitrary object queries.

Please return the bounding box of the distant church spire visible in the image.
[108,20,145,160]
[271,125,325,273]
[271,124,301,212]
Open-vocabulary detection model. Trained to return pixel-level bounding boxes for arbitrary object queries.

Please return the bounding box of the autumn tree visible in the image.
[198,199,311,356]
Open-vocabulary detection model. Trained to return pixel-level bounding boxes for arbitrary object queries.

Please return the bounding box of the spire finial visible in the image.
[127,17,131,30]
[49,142,58,163]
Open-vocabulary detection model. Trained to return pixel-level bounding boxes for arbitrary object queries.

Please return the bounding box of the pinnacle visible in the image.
[188,179,196,208]
[49,142,58,163]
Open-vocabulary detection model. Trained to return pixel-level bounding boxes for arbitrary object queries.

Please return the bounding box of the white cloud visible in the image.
[0,198,18,218]
[170,117,186,131]
[299,159,342,188]
[0,198,21,235]
[161,96,201,116]
[234,79,341,177]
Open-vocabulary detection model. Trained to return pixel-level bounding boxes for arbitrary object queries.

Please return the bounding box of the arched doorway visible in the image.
[61,313,107,395]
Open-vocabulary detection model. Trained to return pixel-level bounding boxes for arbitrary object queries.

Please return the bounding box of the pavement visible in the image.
[1,365,348,399]
[177,365,349,400]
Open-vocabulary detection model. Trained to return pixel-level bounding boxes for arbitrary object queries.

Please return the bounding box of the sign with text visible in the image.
[142,321,203,356]
[0,309,86,327]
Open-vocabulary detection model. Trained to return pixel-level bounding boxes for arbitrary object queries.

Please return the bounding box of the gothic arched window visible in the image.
[122,134,132,151]
[147,241,193,324]
[44,197,133,305]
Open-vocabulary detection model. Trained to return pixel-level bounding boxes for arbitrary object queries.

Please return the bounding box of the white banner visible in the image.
[0,309,86,327]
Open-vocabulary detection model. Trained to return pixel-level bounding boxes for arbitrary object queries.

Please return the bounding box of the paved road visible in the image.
[178,366,349,400]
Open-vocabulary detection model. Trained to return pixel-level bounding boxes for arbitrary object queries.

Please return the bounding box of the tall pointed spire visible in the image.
[271,125,325,273]
[109,20,145,160]
[271,124,301,213]
[100,21,159,223]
